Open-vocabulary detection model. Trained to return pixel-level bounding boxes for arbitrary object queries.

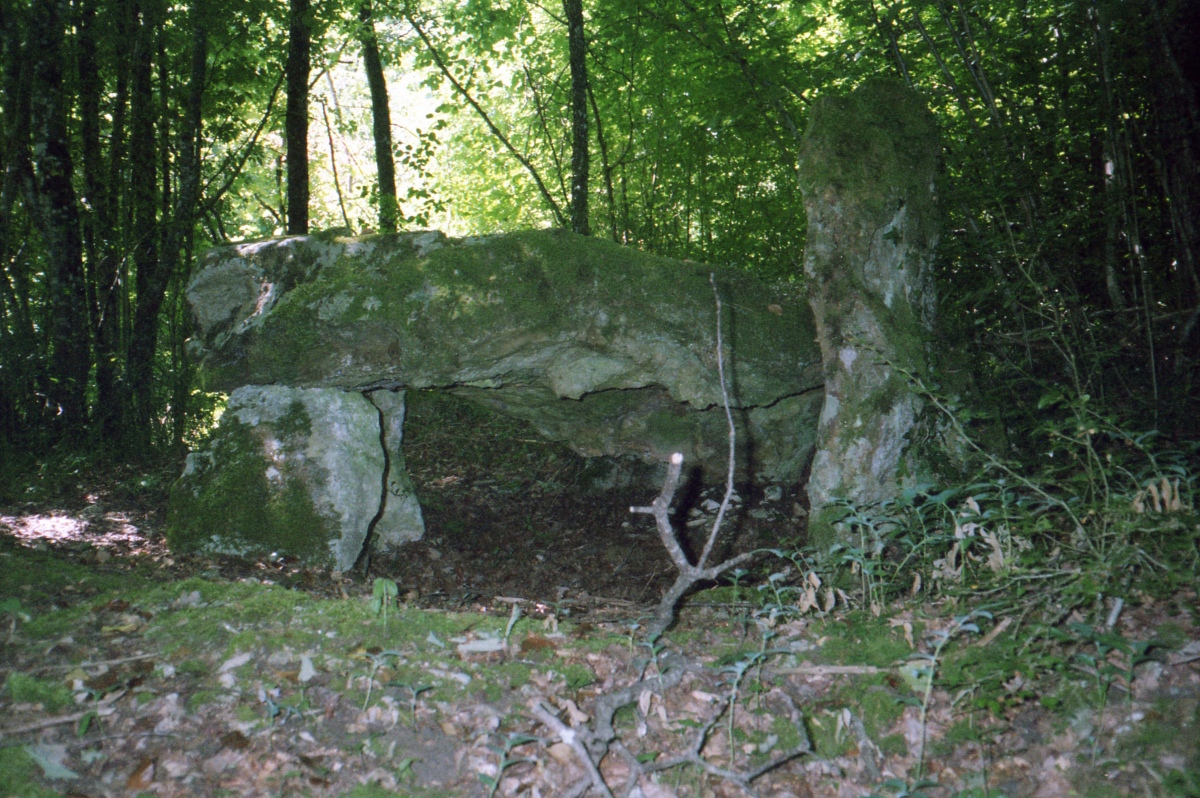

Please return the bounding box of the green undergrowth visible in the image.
[0,542,148,602]
[684,390,1200,794]
[0,748,63,798]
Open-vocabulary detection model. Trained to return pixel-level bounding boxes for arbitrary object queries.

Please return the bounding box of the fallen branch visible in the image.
[32,652,157,673]
[630,275,759,641]
[631,454,756,640]
[530,700,614,798]
[770,664,886,676]
[0,705,116,737]
[641,687,812,798]
[528,276,808,797]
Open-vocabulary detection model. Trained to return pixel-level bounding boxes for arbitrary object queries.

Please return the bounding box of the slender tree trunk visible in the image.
[1149,0,1200,315]
[286,0,311,234]
[563,0,589,235]
[125,0,208,448]
[124,0,160,441]
[1101,135,1127,310]
[586,85,617,241]
[158,34,172,226]
[78,0,126,435]
[359,0,397,232]
[867,0,912,85]
[159,7,207,450]
[407,12,567,227]
[0,0,39,442]
[26,0,89,437]
[106,0,132,358]
[318,99,351,229]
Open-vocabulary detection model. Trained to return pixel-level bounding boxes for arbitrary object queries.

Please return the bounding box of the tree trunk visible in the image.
[563,0,589,235]
[26,0,89,437]
[359,0,397,233]
[0,0,39,442]
[160,8,207,449]
[797,79,949,553]
[286,0,311,234]
[124,0,160,441]
[77,0,126,436]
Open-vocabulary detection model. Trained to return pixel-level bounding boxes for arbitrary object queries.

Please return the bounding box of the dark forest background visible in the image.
[1,0,1198,462]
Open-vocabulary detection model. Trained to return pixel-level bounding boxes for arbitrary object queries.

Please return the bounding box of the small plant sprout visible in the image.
[394,756,418,782]
[623,619,642,651]
[503,602,522,646]
[386,680,434,723]
[903,610,992,779]
[1054,622,1155,761]
[369,578,400,627]
[361,649,404,711]
[479,732,540,798]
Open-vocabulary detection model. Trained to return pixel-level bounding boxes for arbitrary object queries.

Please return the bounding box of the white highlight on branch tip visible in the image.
[671,452,683,464]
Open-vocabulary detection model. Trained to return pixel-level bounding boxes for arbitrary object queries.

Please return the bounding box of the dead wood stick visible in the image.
[770,664,886,676]
[32,652,157,673]
[0,705,96,739]
[530,700,614,798]
[629,275,758,641]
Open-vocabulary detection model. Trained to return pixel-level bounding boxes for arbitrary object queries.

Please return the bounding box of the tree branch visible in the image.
[405,13,568,228]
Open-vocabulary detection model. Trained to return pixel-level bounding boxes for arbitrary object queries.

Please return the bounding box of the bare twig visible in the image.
[641,695,811,797]
[699,273,737,572]
[770,664,886,676]
[0,705,116,737]
[32,652,157,672]
[529,276,808,797]
[630,275,758,640]
[404,13,568,228]
[530,701,614,798]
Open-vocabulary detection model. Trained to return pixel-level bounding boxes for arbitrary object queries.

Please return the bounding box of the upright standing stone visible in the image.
[798,78,943,552]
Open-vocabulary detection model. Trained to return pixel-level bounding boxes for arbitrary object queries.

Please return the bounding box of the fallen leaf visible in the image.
[559,697,589,725]
[520,635,555,654]
[125,757,155,790]
[220,731,250,750]
[547,742,574,763]
[889,617,915,649]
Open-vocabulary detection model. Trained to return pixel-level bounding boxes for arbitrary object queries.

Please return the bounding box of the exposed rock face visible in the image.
[797,78,948,552]
[167,385,424,571]
[170,229,824,567]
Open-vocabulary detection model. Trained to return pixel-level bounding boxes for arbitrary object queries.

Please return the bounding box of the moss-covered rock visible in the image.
[167,385,423,570]
[185,228,824,482]
[798,79,955,553]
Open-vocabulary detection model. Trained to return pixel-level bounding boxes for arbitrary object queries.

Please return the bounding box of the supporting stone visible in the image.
[166,384,424,571]
[366,388,425,553]
[798,78,944,553]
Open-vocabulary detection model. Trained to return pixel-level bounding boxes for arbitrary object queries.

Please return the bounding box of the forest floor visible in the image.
[1,396,1198,797]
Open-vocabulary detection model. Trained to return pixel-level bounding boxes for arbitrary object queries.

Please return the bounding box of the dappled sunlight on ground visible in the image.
[0,506,168,559]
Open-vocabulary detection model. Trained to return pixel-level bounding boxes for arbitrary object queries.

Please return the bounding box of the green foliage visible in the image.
[5,673,74,713]
[4,0,1195,460]
[370,578,400,626]
[479,733,540,798]
[0,748,63,798]
[560,663,596,690]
